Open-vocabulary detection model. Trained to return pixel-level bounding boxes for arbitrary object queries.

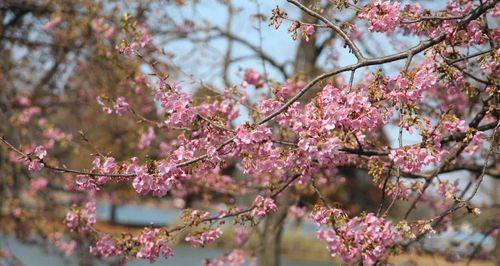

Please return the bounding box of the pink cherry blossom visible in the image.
[317,213,399,265]
[101,157,116,174]
[3,1,497,264]
[114,97,129,115]
[33,146,47,159]
[304,25,315,36]
[132,166,154,195]
[359,0,401,33]
[390,146,445,173]
[185,228,223,247]
[180,209,210,225]
[16,107,41,124]
[64,201,96,233]
[235,125,272,147]
[242,69,265,88]
[205,249,247,266]
[138,127,156,149]
[233,226,249,245]
[289,205,306,218]
[90,234,122,258]
[140,34,152,48]
[310,206,342,226]
[42,16,62,30]
[75,175,100,192]
[54,239,77,256]
[155,86,197,127]
[250,195,277,217]
[28,160,44,173]
[134,228,174,262]
[437,180,460,200]
[30,177,48,192]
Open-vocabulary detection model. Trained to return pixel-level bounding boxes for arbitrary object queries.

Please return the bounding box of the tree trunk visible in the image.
[494,179,500,265]
[293,1,321,103]
[256,3,321,264]
[257,190,294,266]
[257,217,283,266]
[110,203,117,224]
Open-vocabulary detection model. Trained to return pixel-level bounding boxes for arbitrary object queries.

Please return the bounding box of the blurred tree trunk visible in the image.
[257,3,320,264]
[496,235,500,266]
[257,190,294,266]
[493,179,500,264]
[110,204,117,224]
[293,4,321,103]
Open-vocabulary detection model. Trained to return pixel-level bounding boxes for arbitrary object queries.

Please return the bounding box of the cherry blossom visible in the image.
[1,0,498,264]
[90,234,122,258]
[138,127,156,149]
[359,0,401,33]
[310,206,343,226]
[250,195,277,217]
[205,249,247,266]
[135,228,174,262]
[42,16,62,30]
[185,228,223,247]
[64,202,96,233]
[30,177,48,192]
[317,213,399,265]
[242,69,265,88]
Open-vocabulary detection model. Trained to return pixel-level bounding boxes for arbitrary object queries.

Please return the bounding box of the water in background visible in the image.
[95,203,318,234]
[2,203,331,266]
[4,203,492,265]
[4,235,331,266]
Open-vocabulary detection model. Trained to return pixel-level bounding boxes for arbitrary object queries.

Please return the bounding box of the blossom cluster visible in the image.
[387,63,437,104]
[89,229,174,262]
[310,206,343,226]
[90,18,115,39]
[97,96,129,115]
[204,249,247,266]
[317,213,399,265]
[359,0,401,33]
[389,146,447,173]
[30,177,48,193]
[115,31,152,57]
[437,179,460,201]
[75,175,100,192]
[90,234,122,258]
[235,125,272,148]
[48,233,77,257]
[27,145,47,173]
[180,209,211,226]
[242,69,264,88]
[132,162,179,197]
[154,86,197,128]
[64,201,96,233]
[135,229,174,262]
[16,107,41,124]
[185,228,223,247]
[91,157,117,184]
[287,21,315,41]
[284,84,391,168]
[138,127,156,149]
[250,195,278,217]
[233,226,249,245]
